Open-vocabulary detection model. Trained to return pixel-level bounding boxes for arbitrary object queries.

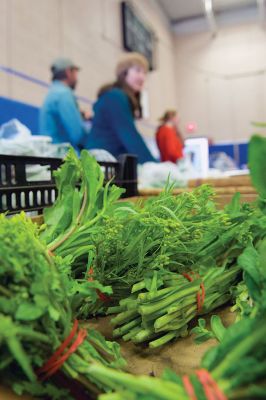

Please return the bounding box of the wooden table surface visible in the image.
[137,175,257,208]
[187,175,252,188]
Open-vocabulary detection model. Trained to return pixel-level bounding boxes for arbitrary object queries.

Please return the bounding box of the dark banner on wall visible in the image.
[121,1,157,70]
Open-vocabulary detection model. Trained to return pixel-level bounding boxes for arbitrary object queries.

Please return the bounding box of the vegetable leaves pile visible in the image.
[0,213,125,399]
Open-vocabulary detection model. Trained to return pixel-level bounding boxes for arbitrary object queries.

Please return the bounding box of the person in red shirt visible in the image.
[156,110,184,163]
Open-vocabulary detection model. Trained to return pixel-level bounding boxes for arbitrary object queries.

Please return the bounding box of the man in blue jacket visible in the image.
[40,58,85,151]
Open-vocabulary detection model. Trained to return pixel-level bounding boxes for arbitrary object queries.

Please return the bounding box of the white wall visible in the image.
[174,22,266,142]
[0,0,177,136]
[3,1,264,142]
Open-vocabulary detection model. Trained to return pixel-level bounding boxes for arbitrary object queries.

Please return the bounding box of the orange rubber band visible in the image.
[182,272,205,312]
[36,320,87,381]
[196,369,227,400]
[182,369,227,400]
[182,272,194,282]
[182,375,197,400]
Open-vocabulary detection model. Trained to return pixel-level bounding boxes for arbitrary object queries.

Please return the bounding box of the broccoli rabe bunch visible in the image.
[0,214,125,399]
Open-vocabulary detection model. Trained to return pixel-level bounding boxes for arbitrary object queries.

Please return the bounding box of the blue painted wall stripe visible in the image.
[0,65,156,126]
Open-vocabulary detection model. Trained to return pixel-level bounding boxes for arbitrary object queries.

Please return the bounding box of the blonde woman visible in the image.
[85,53,155,163]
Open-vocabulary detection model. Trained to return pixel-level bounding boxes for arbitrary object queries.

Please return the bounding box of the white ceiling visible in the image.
[213,0,256,12]
[158,0,257,22]
[157,0,204,21]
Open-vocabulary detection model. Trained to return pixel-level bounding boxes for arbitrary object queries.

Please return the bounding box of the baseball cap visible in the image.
[51,57,80,74]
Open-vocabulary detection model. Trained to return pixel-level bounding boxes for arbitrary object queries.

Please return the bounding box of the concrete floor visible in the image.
[1,306,235,399]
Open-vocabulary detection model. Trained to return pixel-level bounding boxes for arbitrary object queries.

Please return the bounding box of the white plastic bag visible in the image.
[138,161,187,189]
[0,119,31,140]
[88,149,117,162]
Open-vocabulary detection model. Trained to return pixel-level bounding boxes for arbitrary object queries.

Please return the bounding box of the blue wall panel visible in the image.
[0,96,40,134]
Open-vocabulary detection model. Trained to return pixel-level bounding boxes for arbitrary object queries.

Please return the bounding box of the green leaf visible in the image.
[191,318,215,344]
[225,192,241,216]
[7,336,36,382]
[48,305,60,321]
[41,148,81,243]
[13,380,72,399]
[0,315,36,382]
[202,317,254,371]
[80,150,104,219]
[210,315,226,343]
[15,302,44,321]
[0,296,18,314]
[198,318,206,329]
[248,135,266,199]
[161,368,182,385]
[33,294,49,308]
[237,245,262,303]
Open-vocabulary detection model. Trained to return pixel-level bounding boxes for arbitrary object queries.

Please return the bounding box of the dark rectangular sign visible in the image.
[121,1,156,71]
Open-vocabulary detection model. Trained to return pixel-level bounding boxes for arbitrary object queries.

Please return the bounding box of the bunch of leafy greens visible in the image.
[40,149,125,315]
[204,133,266,323]
[108,265,240,348]
[82,237,266,400]
[218,133,266,321]
[41,148,263,320]
[91,186,244,303]
[197,238,266,399]
[41,148,123,264]
[90,300,266,400]
[0,213,125,399]
[107,190,266,347]
[42,150,241,314]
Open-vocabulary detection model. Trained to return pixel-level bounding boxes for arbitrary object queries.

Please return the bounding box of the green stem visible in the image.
[48,186,88,252]
[212,324,266,379]
[0,285,12,297]
[19,329,50,343]
[133,327,155,343]
[111,309,139,327]
[113,317,142,338]
[88,364,187,400]
[139,284,199,316]
[149,331,178,348]
[131,281,146,293]
[107,305,126,315]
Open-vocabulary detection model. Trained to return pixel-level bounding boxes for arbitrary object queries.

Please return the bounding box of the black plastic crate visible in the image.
[0,153,138,214]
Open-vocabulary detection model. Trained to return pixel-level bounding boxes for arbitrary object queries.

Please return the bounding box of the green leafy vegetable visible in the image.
[249,135,266,200]
[0,213,126,399]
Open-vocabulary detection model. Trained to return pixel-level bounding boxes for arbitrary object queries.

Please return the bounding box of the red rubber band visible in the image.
[196,370,218,400]
[199,282,205,311]
[182,272,194,282]
[37,319,78,375]
[96,289,111,302]
[39,329,87,380]
[87,267,110,302]
[196,369,227,400]
[36,320,87,381]
[182,375,197,400]
[182,273,205,312]
[182,370,227,400]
